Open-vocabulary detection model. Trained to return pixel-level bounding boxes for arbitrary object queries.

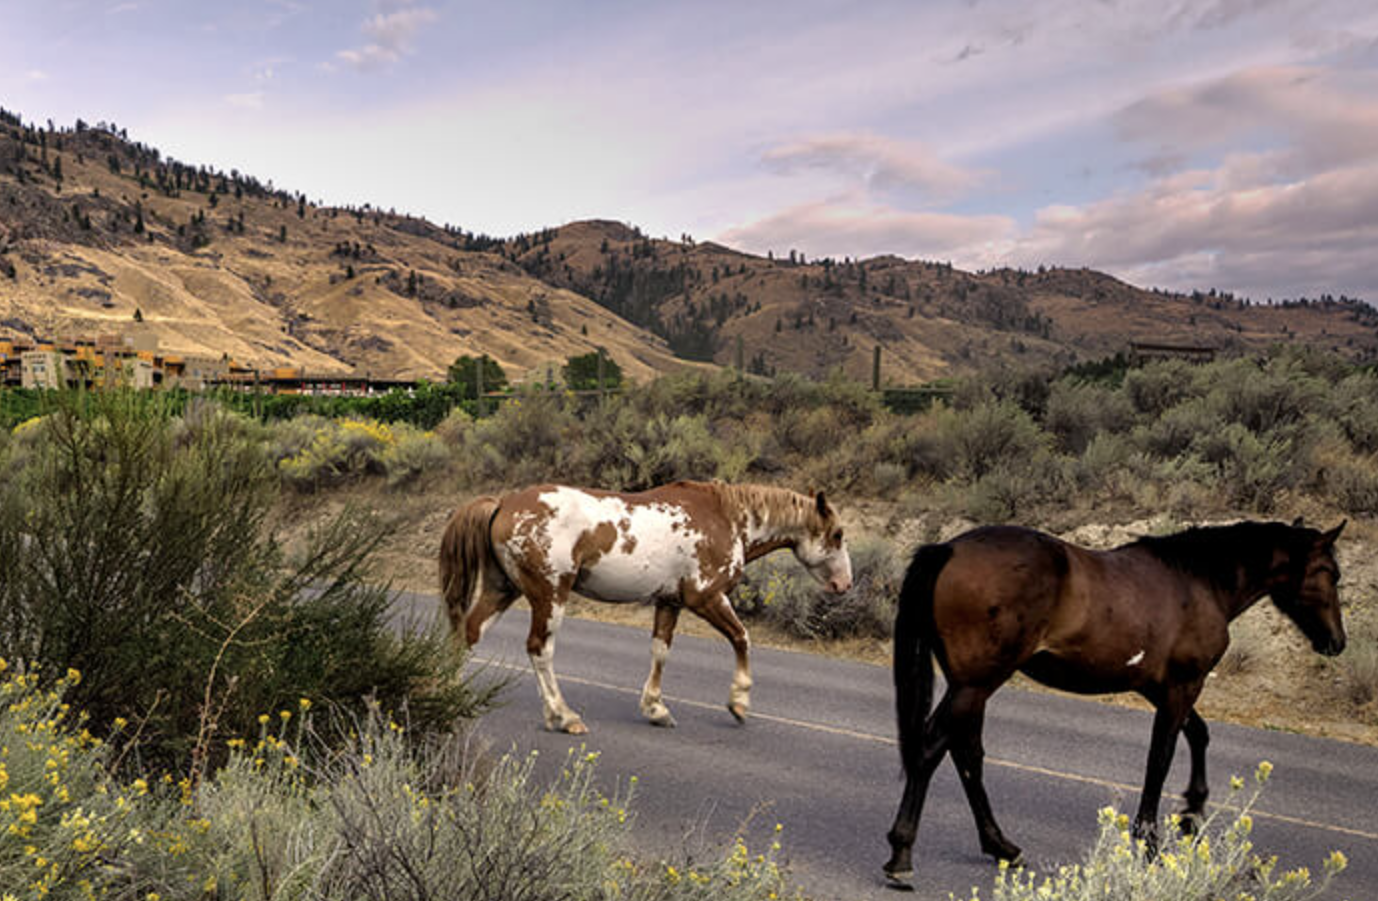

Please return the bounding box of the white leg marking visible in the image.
[640,637,675,725]
[729,630,753,713]
[530,607,583,732]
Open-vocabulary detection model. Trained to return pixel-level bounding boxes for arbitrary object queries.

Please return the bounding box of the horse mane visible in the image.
[710,482,828,532]
[1126,521,1297,590]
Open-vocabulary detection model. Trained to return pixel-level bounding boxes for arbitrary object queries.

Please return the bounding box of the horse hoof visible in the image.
[882,869,914,891]
[727,703,747,723]
[649,713,677,728]
[984,843,1024,866]
[564,720,589,735]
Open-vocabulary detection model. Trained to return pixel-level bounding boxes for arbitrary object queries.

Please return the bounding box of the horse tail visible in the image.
[893,542,954,777]
[439,495,501,640]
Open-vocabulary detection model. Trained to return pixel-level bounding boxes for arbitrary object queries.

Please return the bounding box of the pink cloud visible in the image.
[762,132,989,203]
[1116,65,1378,181]
[998,157,1378,298]
[719,195,1013,261]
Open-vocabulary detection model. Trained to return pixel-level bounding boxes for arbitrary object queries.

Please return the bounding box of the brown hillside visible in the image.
[507,223,1378,382]
[3,113,1377,386]
[0,118,696,382]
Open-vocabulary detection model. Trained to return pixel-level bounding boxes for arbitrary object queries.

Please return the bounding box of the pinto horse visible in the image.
[440,480,853,734]
[883,519,1346,886]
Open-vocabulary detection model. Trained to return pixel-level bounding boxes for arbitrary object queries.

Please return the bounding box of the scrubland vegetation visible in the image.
[188,346,1378,705]
[0,390,800,899]
[1,345,1374,899]
[962,764,1346,901]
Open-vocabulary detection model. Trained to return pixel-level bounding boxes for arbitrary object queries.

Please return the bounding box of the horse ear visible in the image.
[815,490,832,518]
[1320,520,1346,548]
[1292,516,1305,528]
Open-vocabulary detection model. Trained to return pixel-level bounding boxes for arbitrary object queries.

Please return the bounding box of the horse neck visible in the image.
[1201,550,1284,624]
[1137,524,1283,622]
[716,484,811,562]
[1222,581,1271,622]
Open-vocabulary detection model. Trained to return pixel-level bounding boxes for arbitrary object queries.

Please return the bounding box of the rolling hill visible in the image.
[3,111,1377,384]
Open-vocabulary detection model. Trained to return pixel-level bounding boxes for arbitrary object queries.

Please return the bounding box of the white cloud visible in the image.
[336,3,438,72]
[225,92,265,109]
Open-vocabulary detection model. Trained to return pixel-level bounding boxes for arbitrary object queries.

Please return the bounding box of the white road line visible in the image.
[474,656,1378,844]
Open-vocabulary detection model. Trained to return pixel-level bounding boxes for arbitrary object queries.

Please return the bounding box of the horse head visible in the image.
[1270,520,1346,657]
[794,491,853,594]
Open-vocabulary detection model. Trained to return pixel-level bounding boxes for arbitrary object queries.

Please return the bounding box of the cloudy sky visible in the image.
[4,0,1378,301]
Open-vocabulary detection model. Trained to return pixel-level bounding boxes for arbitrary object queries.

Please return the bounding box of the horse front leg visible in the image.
[1134,689,1197,852]
[1178,708,1210,833]
[525,594,587,735]
[640,604,680,727]
[692,593,752,722]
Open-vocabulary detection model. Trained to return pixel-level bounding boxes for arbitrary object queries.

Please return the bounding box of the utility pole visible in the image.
[476,355,485,418]
[596,347,607,401]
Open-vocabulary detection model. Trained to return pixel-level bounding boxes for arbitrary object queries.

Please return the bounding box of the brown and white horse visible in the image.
[439,480,853,733]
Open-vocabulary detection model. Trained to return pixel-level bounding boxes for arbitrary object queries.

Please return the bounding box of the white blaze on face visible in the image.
[535,487,710,601]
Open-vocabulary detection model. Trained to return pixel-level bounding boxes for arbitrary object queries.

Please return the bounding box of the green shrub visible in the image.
[1334,618,1378,712]
[1327,455,1378,514]
[1203,358,1325,436]
[1075,432,1146,496]
[1136,399,1222,459]
[732,537,901,640]
[1123,360,1196,417]
[871,461,908,498]
[452,390,580,486]
[1195,423,1296,510]
[943,400,1052,483]
[963,763,1346,901]
[1333,373,1378,454]
[965,458,1065,522]
[0,673,801,901]
[571,404,755,490]
[1044,378,1134,455]
[0,390,492,768]
[380,422,451,488]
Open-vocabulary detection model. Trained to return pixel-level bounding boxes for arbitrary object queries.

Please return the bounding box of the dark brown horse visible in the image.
[883,519,1346,886]
[440,481,852,734]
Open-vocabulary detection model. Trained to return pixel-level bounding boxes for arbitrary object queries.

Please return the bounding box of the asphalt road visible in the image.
[394,593,1378,900]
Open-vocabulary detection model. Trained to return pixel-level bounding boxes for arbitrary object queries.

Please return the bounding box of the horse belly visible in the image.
[575,548,696,604]
[1020,651,1143,695]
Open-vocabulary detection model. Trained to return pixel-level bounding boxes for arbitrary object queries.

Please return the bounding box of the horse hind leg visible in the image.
[884,691,955,884]
[525,591,587,735]
[948,686,1022,864]
[461,569,518,648]
[640,604,680,727]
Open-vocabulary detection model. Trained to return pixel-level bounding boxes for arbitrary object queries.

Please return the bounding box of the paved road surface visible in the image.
[395,593,1378,900]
